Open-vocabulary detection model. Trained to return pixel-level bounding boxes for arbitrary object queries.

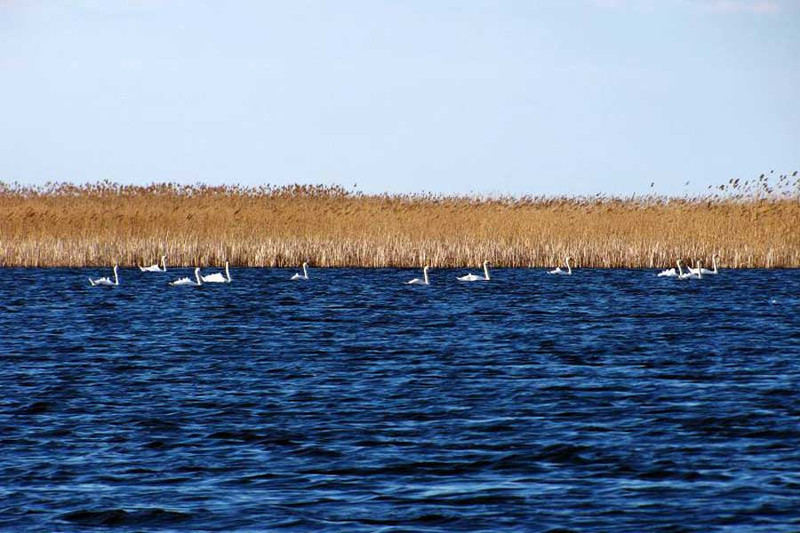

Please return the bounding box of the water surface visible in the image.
[1,267,799,531]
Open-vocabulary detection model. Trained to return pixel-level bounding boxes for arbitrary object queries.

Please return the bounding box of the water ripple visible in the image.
[1,268,799,531]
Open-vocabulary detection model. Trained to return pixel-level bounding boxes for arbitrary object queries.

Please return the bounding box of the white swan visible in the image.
[693,260,704,279]
[170,267,203,286]
[700,255,719,275]
[687,256,719,276]
[457,261,490,282]
[201,261,231,283]
[89,265,119,286]
[290,262,309,280]
[140,255,167,272]
[676,260,697,280]
[407,266,430,285]
[657,266,678,277]
[548,256,573,275]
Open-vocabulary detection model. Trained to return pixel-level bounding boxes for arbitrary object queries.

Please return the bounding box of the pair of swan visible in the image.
[548,257,573,275]
[688,254,719,276]
[457,261,491,282]
[89,265,119,286]
[657,260,702,279]
[140,255,167,272]
[171,262,232,286]
[678,260,700,280]
[405,262,489,284]
[657,260,697,279]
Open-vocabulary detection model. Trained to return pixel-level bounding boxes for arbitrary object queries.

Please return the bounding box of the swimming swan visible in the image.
[170,267,203,286]
[201,261,231,283]
[700,255,719,275]
[548,256,573,275]
[140,255,167,272]
[457,261,490,282]
[89,265,119,286]
[657,265,678,277]
[407,266,430,285]
[290,262,309,280]
[676,260,697,280]
[689,254,719,277]
[693,260,704,279]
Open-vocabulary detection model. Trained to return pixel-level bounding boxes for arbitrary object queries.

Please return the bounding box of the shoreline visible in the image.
[0,265,797,270]
[0,243,794,270]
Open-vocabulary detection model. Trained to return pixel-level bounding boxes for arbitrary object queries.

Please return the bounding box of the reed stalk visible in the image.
[1,179,798,268]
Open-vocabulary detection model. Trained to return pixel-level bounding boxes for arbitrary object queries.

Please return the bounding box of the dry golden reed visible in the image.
[1,176,799,269]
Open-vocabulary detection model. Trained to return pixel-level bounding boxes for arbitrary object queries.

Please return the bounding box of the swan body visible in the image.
[201,261,231,283]
[657,267,678,277]
[676,260,697,280]
[407,266,430,285]
[290,262,309,280]
[170,267,203,286]
[89,265,119,286]
[457,261,490,282]
[548,256,573,275]
[140,255,167,272]
[700,255,719,275]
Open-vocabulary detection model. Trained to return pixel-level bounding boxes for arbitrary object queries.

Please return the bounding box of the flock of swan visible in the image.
[88,254,721,287]
[656,255,720,280]
[89,256,233,287]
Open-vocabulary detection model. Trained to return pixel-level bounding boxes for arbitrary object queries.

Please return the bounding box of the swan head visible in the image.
[302,262,308,267]
[194,267,200,274]
[423,266,429,272]
[483,261,489,267]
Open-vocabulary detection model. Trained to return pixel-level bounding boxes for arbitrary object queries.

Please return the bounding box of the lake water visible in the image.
[1,267,799,532]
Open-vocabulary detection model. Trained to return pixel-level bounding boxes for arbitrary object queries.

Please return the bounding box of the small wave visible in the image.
[534,443,592,465]
[207,430,300,446]
[59,508,192,527]
[17,401,53,415]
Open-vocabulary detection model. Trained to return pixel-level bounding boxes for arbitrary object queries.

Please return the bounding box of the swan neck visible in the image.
[226,262,231,281]
[113,266,119,285]
[303,264,308,278]
[483,263,490,280]
[195,269,202,285]
[423,268,429,284]
[566,258,572,274]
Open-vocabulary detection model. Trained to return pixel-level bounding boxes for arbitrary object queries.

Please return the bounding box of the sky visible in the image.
[0,0,798,196]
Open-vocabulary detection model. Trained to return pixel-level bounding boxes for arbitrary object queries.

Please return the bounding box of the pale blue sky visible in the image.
[1,0,798,195]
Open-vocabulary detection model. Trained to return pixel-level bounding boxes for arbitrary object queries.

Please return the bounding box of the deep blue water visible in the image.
[1,267,799,532]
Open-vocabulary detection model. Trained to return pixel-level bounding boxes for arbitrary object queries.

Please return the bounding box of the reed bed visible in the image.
[1,176,799,268]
